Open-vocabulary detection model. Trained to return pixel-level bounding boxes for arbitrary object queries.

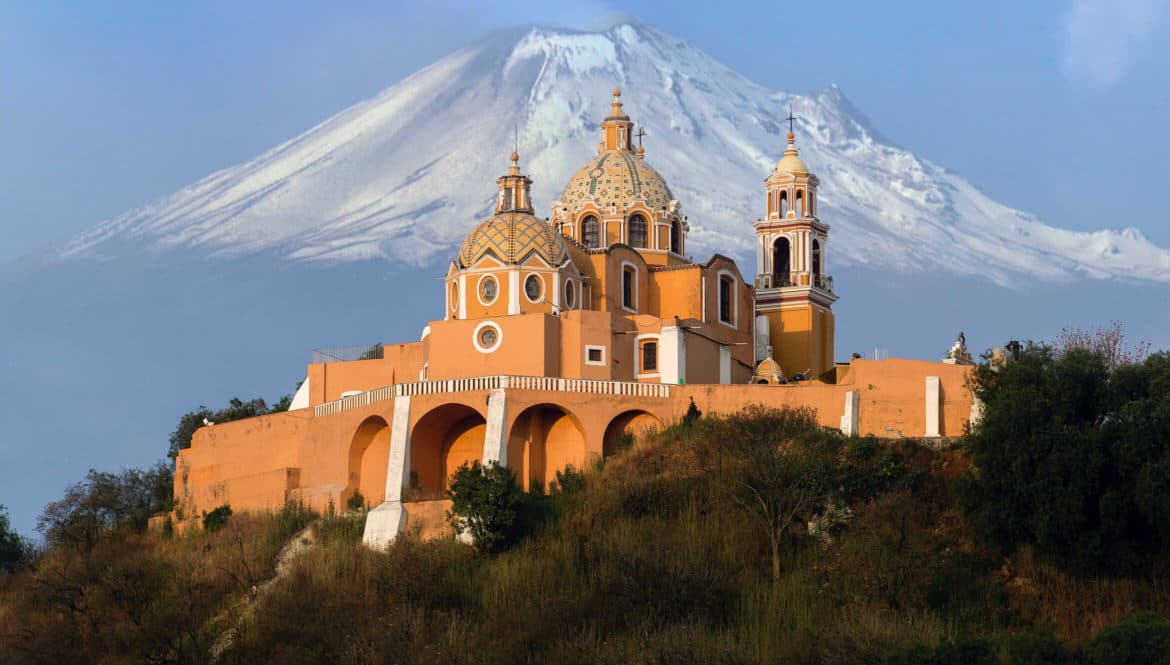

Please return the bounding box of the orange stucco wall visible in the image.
[175,357,974,524]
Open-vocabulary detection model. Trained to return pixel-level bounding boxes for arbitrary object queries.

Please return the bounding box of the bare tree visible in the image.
[1052,320,1151,370]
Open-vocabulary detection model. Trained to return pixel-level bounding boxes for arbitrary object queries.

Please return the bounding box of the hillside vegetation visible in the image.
[2,343,1169,664]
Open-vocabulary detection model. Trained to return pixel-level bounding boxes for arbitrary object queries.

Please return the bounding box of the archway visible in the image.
[410,404,487,496]
[772,237,791,286]
[603,410,662,457]
[507,404,586,490]
[348,416,390,508]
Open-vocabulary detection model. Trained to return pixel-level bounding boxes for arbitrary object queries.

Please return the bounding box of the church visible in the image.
[175,89,976,546]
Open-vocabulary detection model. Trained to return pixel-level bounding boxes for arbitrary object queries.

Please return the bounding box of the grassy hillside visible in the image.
[3,404,1168,664]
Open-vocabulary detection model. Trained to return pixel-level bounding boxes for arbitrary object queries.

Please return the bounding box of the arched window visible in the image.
[796,190,804,217]
[809,192,815,217]
[812,239,822,277]
[772,237,791,286]
[669,220,680,254]
[628,214,648,248]
[581,215,600,248]
[779,191,788,217]
[718,276,733,324]
[641,341,658,372]
[622,267,635,310]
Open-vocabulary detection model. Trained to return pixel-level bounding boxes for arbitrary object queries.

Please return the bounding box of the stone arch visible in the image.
[507,403,586,491]
[348,416,390,508]
[603,410,663,457]
[410,404,487,496]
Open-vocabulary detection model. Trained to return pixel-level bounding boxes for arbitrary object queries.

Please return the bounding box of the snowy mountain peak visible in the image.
[55,20,1170,286]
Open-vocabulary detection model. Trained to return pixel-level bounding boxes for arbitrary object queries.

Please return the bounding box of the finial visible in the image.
[636,144,644,159]
[610,87,624,115]
[785,107,798,146]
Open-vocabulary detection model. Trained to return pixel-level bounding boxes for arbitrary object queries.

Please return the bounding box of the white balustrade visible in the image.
[313,374,670,417]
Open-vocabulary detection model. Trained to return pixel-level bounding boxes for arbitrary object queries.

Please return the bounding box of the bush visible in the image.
[958,346,1170,574]
[1000,632,1071,665]
[346,488,366,512]
[202,504,232,532]
[883,639,997,665]
[447,461,525,553]
[1084,613,1170,665]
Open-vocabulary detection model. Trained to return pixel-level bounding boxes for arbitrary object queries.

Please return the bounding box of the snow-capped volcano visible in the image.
[57,21,1170,286]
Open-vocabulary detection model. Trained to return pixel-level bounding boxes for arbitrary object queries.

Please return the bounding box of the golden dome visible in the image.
[774,131,810,175]
[458,212,570,268]
[560,149,674,212]
[756,356,783,376]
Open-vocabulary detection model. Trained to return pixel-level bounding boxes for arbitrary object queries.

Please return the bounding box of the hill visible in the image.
[4,402,1169,665]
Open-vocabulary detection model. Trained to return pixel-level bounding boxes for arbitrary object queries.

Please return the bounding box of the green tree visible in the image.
[36,463,174,552]
[1084,613,1170,665]
[447,461,525,554]
[958,343,1170,574]
[701,405,842,580]
[0,504,27,573]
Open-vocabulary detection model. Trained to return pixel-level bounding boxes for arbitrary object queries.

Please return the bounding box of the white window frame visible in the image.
[584,344,606,366]
[715,268,738,328]
[472,320,503,354]
[476,273,499,306]
[523,272,544,303]
[620,260,639,313]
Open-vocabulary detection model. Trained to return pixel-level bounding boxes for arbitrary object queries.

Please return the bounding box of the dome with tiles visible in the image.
[559,149,675,212]
[458,212,570,268]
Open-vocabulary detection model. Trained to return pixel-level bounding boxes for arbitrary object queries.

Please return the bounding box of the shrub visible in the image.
[1083,613,1170,665]
[346,488,366,512]
[202,504,232,532]
[447,461,525,553]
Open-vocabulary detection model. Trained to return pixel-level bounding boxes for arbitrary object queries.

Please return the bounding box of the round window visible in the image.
[479,327,498,348]
[479,276,497,303]
[564,281,575,309]
[524,274,542,302]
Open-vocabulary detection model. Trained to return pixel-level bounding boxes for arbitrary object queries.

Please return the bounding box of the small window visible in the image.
[622,268,635,310]
[796,189,804,217]
[588,348,602,362]
[503,188,514,211]
[449,282,459,312]
[812,239,822,276]
[479,276,497,303]
[780,191,788,217]
[628,214,647,248]
[564,281,575,309]
[524,274,542,302]
[641,341,658,372]
[585,344,606,366]
[479,327,497,348]
[670,220,680,254]
[719,276,733,324]
[582,215,600,248]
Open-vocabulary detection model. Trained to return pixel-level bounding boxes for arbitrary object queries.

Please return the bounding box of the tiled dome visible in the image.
[458,212,570,268]
[559,150,674,212]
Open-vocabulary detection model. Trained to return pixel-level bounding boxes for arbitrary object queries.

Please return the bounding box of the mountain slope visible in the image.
[55,21,1170,286]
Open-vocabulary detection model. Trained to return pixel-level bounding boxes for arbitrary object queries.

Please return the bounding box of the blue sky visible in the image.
[1,1,1167,264]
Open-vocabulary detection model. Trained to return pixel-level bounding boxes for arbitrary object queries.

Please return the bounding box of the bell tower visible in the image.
[752,118,838,380]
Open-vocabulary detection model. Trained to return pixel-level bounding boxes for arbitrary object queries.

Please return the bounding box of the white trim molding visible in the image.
[620,260,639,313]
[475,273,499,307]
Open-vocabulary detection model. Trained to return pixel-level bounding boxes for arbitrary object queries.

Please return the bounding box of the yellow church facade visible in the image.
[174,90,976,545]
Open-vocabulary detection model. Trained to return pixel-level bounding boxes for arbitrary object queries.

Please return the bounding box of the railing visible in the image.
[312,344,384,364]
[754,272,833,292]
[312,375,672,418]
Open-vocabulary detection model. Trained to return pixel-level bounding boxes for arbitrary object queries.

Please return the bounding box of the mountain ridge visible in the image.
[45,21,1170,287]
